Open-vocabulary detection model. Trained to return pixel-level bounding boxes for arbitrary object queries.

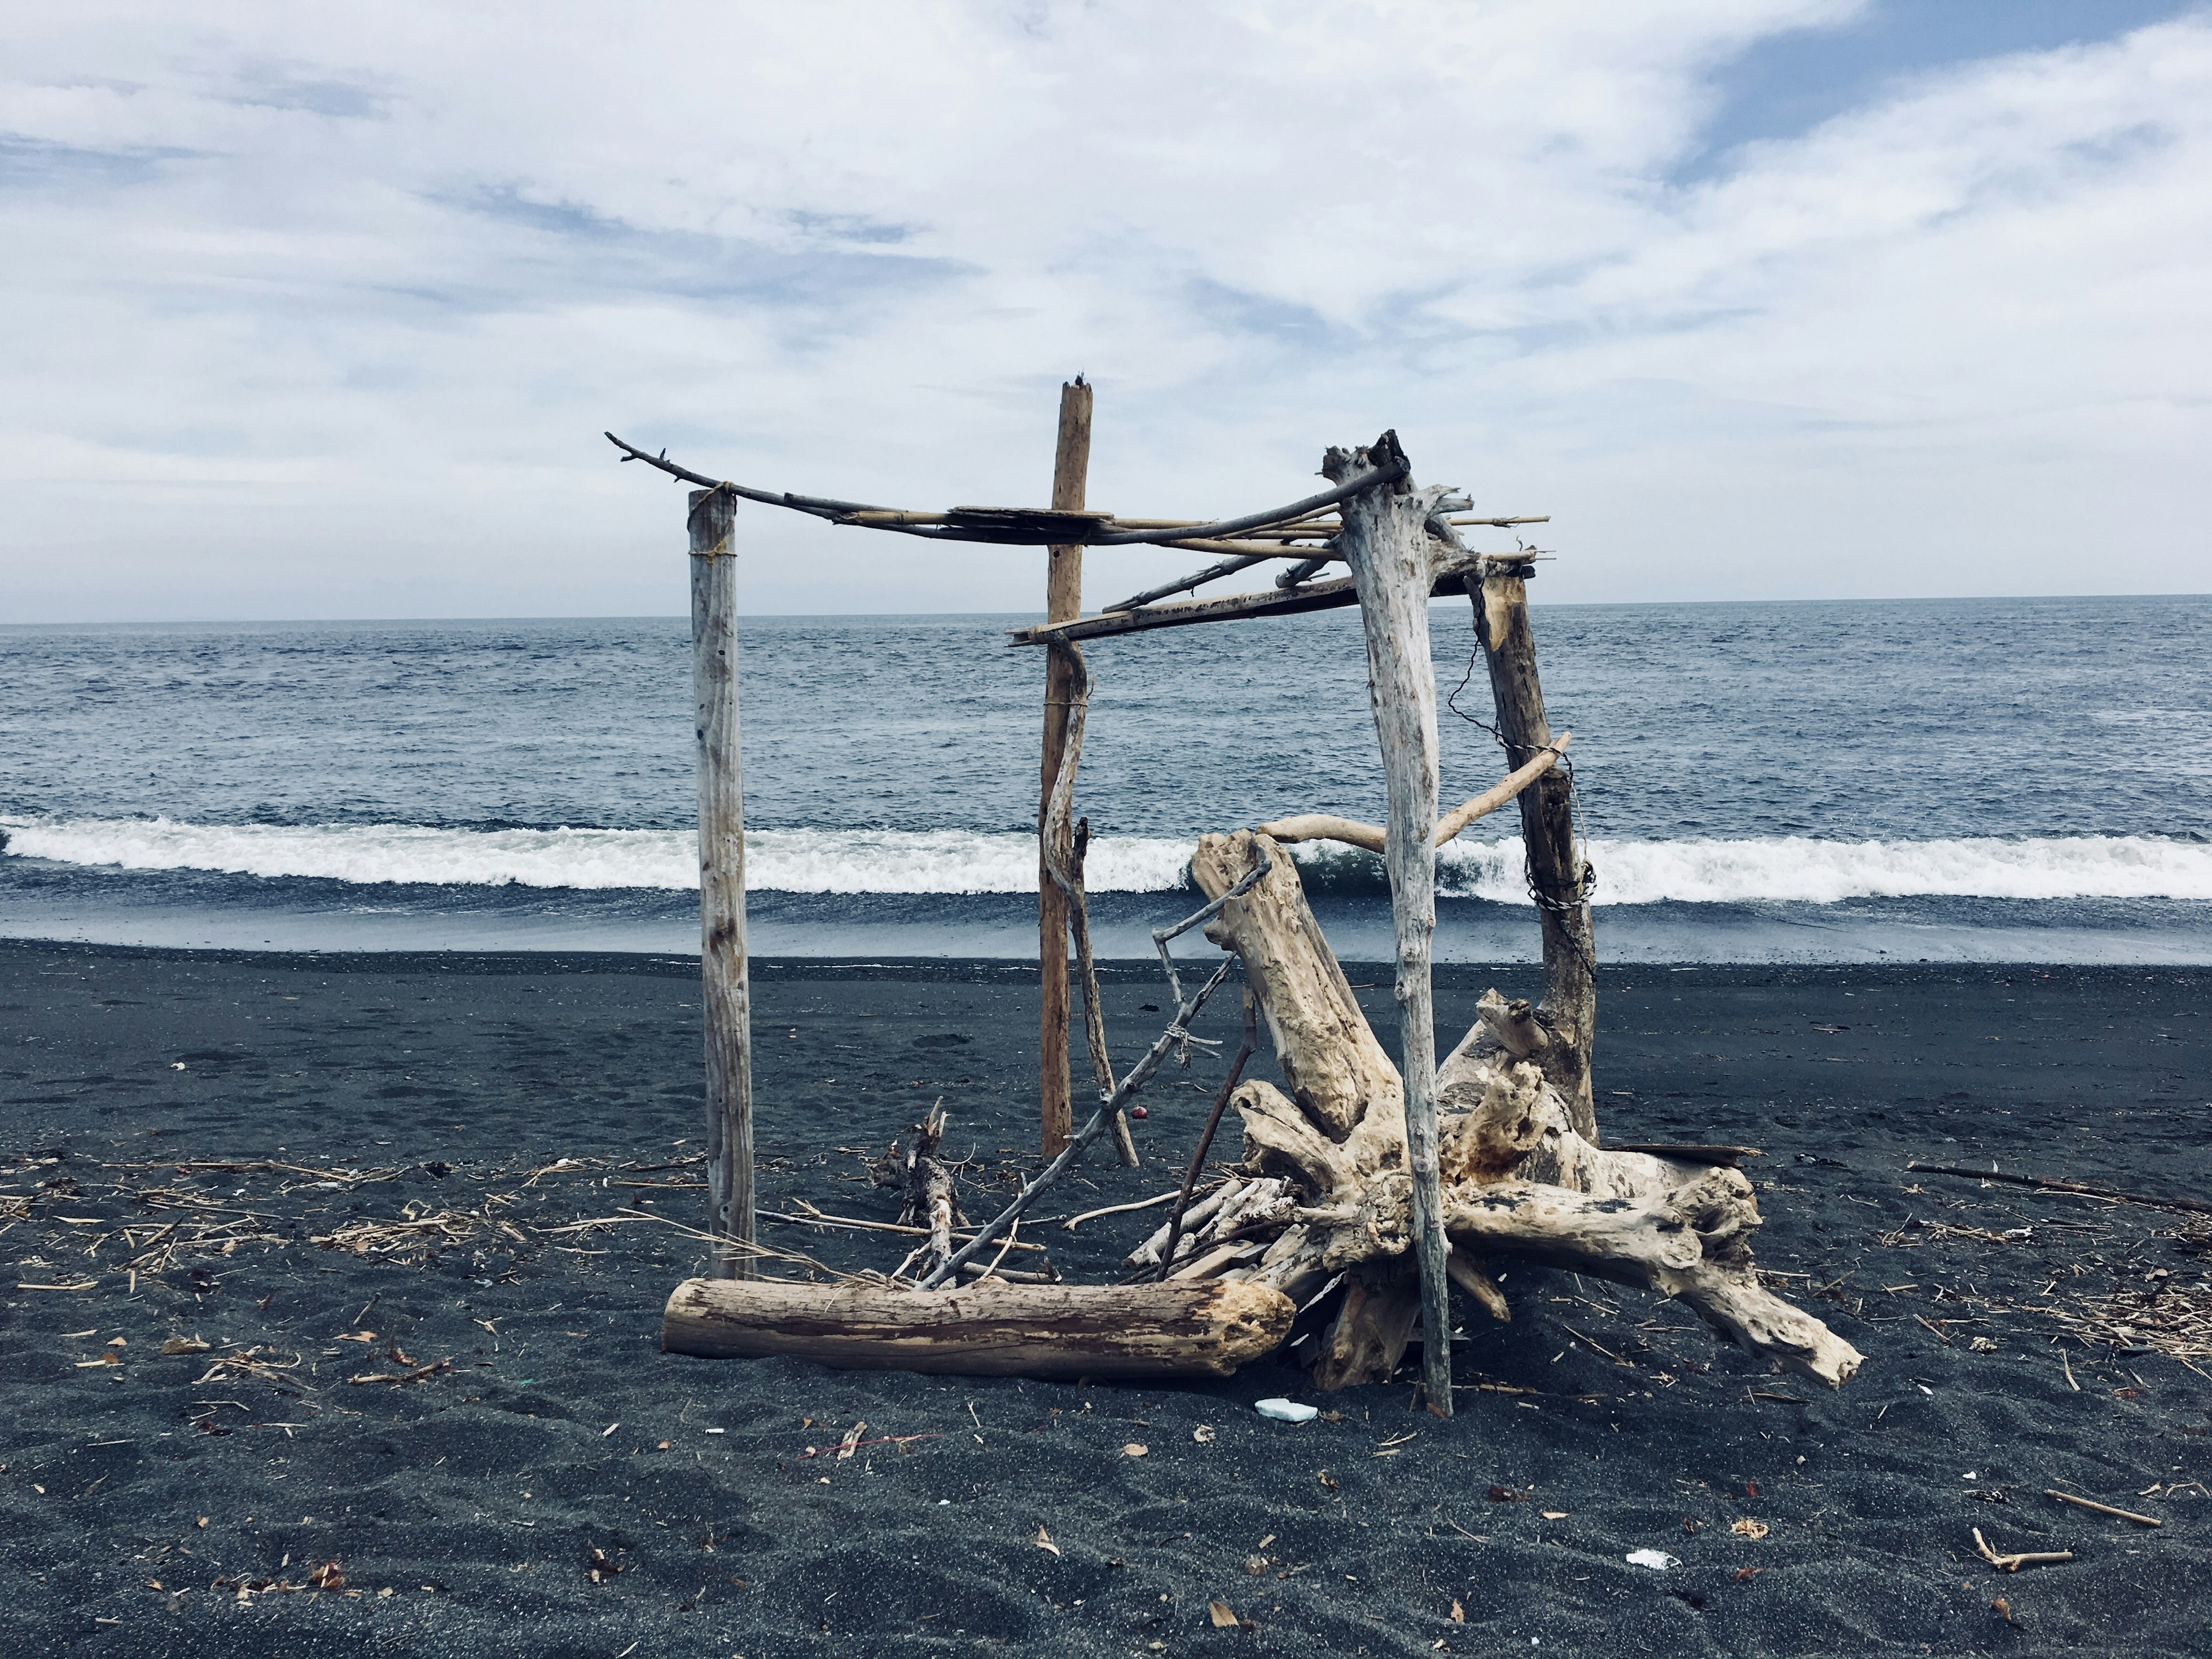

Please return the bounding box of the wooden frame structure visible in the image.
[611,388,1861,1410]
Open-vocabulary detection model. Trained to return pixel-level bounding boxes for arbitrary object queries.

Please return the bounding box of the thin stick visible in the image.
[1906,1162,2212,1217]
[2046,1490,2160,1527]
[1104,552,1278,613]
[768,1204,1046,1251]
[1150,854,1273,1006]
[1155,990,1261,1281]
[972,1217,1022,1286]
[1914,1312,1954,1346]
[1061,1189,1195,1231]
[915,958,1237,1290]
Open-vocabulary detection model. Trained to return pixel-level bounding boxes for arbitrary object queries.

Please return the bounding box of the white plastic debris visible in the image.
[1624,1549,1680,1570]
[1255,1397,1319,1423]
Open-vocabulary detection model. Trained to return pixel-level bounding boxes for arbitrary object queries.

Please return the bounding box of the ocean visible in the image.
[3,596,2209,962]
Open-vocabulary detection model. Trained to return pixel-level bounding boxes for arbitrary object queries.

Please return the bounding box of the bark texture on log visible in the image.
[1471,568,1597,1135]
[690,487,755,1280]
[661,1277,1294,1380]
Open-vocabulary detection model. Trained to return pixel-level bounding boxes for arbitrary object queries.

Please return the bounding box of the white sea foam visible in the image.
[0,817,1195,895]
[3,815,2208,903]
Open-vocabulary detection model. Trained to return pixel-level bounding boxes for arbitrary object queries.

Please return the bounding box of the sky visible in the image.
[1,0,2206,622]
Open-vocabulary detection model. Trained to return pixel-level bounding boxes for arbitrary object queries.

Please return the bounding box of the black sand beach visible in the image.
[3,942,2208,1657]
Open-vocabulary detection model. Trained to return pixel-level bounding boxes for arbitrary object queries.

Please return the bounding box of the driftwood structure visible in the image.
[613,392,1863,1403]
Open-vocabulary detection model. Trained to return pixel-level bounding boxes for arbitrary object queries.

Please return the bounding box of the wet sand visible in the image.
[2,941,2208,1657]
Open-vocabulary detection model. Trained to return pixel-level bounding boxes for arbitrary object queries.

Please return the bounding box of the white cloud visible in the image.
[0,0,2203,620]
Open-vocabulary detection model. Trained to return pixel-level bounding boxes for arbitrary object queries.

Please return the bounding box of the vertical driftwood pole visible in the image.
[1471,566,1597,1140]
[1037,376,1093,1156]
[1329,430,1452,1417]
[691,487,755,1279]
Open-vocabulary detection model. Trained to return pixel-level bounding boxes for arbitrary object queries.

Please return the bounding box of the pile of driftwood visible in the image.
[652,422,1861,1400]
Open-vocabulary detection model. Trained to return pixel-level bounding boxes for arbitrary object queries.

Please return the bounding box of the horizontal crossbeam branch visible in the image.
[1007,551,1529,645]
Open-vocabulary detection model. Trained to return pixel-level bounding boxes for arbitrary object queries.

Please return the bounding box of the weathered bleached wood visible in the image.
[1007,551,1487,646]
[690,487,755,1281]
[1439,1176,1861,1386]
[1191,831,1404,1149]
[1313,1265,1421,1390]
[662,1277,1294,1379]
[871,1105,965,1272]
[1471,567,1597,1135]
[1475,988,1548,1060]
[1037,380,1093,1156]
[1184,839,1862,1388]
[1446,1248,1510,1321]
[1329,430,1453,1417]
[1152,988,1260,1275]
[1254,733,1571,856]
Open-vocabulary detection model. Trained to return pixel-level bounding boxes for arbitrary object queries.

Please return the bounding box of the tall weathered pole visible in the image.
[1330,430,1453,1417]
[1037,377,1093,1156]
[691,486,755,1278]
[1471,566,1597,1141]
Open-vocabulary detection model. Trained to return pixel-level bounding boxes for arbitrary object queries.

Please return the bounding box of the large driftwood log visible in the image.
[662,1277,1294,1380]
[1188,831,1863,1389]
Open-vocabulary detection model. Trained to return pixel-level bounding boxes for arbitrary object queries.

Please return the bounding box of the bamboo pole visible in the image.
[1468,567,1596,1137]
[690,487,755,1279]
[1329,430,1452,1418]
[1038,377,1093,1156]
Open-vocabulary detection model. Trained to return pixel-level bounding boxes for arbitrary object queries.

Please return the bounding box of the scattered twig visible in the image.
[2045,1490,2160,1527]
[915,956,1240,1290]
[1972,1527,2074,1571]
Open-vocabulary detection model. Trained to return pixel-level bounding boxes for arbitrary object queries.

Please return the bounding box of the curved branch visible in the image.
[1256,734,1571,855]
[605,431,1408,548]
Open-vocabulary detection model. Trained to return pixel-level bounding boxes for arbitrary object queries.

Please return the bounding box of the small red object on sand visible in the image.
[1129,1106,1147,1119]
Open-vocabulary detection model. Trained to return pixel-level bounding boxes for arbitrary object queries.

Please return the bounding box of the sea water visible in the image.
[3,597,2207,961]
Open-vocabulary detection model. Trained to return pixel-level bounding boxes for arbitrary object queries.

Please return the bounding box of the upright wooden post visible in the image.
[1037,377,1092,1156]
[1471,567,1597,1140]
[1329,430,1452,1418]
[690,487,755,1279]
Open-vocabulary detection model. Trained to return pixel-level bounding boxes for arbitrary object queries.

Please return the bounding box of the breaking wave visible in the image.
[5,816,2210,905]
